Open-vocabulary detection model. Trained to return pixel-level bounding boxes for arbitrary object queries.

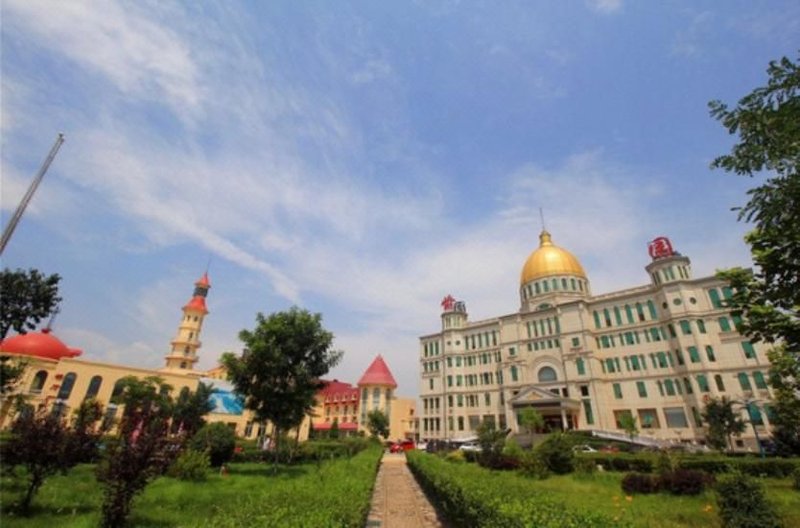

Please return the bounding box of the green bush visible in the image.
[574,456,597,476]
[655,450,676,475]
[621,472,659,494]
[583,453,655,473]
[534,433,574,474]
[445,449,466,463]
[407,451,621,527]
[793,466,800,491]
[518,451,550,480]
[680,457,799,477]
[190,423,236,467]
[715,472,781,528]
[167,449,210,481]
[659,469,713,496]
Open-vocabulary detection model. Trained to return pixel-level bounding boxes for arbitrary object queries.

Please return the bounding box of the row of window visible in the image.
[610,370,769,400]
[521,276,588,299]
[421,414,509,434]
[708,287,734,309]
[422,340,441,358]
[592,301,657,330]
[464,330,499,350]
[651,264,691,285]
[594,319,710,351]
[525,317,561,339]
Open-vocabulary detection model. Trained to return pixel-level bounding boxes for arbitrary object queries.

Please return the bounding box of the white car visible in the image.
[458,442,482,453]
[572,444,598,453]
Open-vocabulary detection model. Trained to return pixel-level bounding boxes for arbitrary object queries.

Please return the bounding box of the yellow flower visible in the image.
[625,496,633,502]
[703,504,713,513]
[612,496,620,501]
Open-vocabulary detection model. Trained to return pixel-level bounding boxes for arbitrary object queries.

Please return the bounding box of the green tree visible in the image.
[366,409,389,439]
[329,417,341,439]
[710,53,800,455]
[517,407,545,435]
[476,419,508,468]
[618,412,638,442]
[0,356,26,396]
[222,308,342,467]
[97,376,210,528]
[0,268,61,339]
[171,382,214,437]
[189,422,236,467]
[4,401,102,513]
[703,397,746,452]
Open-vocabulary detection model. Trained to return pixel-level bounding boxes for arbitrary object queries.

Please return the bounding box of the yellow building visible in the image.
[419,232,774,450]
[310,355,417,441]
[0,273,411,444]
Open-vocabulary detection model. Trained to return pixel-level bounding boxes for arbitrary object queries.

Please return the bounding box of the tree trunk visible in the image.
[272,426,281,473]
[20,471,43,513]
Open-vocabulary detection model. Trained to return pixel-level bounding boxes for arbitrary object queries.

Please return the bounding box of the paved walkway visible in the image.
[365,452,447,528]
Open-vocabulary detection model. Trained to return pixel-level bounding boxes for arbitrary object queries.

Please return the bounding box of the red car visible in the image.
[389,440,415,453]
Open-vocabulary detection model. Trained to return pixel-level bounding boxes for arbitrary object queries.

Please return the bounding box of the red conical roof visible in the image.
[0,329,82,361]
[357,355,397,388]
[196,272,210,288]
[183,296,208,313]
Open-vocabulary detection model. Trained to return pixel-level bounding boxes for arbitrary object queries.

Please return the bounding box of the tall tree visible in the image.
[0,268,61,339]
[222,308,342,466]
[171,382,214,437]
[702,397,746,452]
[709,54,800,454]
[96,376,210,528]
[618,412,639,442]
[366,409,390,439]
[517,407,545,435]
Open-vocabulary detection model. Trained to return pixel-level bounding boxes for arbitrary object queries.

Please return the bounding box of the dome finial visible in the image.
[539,230,553,247]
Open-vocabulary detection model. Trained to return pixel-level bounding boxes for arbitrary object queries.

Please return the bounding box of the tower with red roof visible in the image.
[163,273,210,371]
[356,355,398,431]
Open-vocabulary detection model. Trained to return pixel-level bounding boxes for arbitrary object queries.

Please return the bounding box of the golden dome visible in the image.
[520,230,587,285]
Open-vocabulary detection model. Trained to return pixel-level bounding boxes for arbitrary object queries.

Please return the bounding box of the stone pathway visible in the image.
[365,452,447,528]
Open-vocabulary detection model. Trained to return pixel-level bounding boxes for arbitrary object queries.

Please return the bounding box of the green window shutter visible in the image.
[722,286,733,300]
[708,288,722,308]
[688,346,700,363]
[647,300,657,320]
[614,307,622,325]
[705,346,716,362]
[625,304,634,324]
[603,308,612,326]
[683,377,693,394]
[636,381,647,398]
[680,320,692,335]
[636,303,645,321]
[718,317,731,332]
[510,366,518,382]
[582,400,594,425]
[697,320,706,334]
[714,375,725,392]
[675,349,685,365]
[571,337,580,347]
[753,371,768,390]
[696,375,709,392]
[613,383,622,399]
[576,358,585,376]
[664,379,676,395]
[737,373,752,391]
[631,355,640,371]
[742,342,756,359]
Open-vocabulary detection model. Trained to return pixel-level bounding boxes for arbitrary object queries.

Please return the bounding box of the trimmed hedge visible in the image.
[230,437,374,464]
[584,453,800,477]
[407,451,624,527]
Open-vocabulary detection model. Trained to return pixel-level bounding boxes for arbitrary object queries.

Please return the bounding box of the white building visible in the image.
[419,231,773,449]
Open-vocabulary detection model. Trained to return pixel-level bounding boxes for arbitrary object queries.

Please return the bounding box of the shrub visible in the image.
[655,450,676,475]
[519,451,550,480]
[621,472,659,494]
[679,457,799,477]
[445,449,466,463]
[168,449,210,481]
[574,456,597,477]
[407,451,619,527]
[793,466,800,491]
[190,423,236,467]
[715,472,781,528]
[534,433,575,474]
[583,453,655,473]
[658,469,713,496]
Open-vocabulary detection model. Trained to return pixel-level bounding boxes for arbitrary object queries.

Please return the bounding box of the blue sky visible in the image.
[1,0,797,397]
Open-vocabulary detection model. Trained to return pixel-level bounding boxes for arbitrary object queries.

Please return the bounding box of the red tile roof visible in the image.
[357,355,397,388]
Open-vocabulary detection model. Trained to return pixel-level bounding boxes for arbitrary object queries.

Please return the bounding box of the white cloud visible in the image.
[3,0,202,115]
[587,0,623,15]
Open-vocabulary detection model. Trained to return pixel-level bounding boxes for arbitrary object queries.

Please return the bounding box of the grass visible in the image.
[1,446,382,527]
[409,452,799,528]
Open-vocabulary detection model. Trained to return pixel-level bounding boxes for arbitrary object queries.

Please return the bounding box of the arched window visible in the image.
[537,366,557,383]
[57,372,77,400]
[110,379,126,403]
[84,375,103,399]
[29,370,48,393]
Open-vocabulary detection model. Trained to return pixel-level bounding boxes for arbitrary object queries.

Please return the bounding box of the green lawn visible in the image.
[522,471,799,528]
[1,447,382,527]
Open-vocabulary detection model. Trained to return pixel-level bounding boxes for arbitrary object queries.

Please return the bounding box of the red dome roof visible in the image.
[0,330,82,361]
[357,355,397,388]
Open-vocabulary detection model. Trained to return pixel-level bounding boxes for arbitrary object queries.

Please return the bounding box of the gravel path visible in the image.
[365,452,448,528]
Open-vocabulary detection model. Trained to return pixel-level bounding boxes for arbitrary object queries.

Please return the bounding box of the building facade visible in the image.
[419,232,773,449]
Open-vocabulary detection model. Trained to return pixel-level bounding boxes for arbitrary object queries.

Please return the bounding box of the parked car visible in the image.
[458,442,482,453]
[572,444,598,453]
[389,440,415,453]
